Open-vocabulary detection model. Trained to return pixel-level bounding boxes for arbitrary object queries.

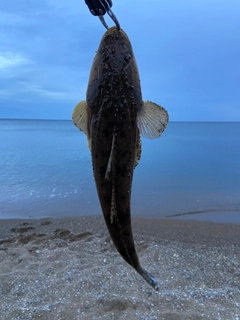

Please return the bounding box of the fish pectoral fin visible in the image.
[137,101,169,139]
[105,131,116,180]
[72,100,92,151]
[72,100,88,135]
[134,131,142,168]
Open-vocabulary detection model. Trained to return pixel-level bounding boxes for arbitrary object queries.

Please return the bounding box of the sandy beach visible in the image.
[0,216,239,320]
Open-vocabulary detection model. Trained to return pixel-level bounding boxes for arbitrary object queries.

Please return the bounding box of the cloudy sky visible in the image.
[0,0,239,121]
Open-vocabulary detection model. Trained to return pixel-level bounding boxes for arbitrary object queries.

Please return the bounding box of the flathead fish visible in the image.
[72,27,168,290]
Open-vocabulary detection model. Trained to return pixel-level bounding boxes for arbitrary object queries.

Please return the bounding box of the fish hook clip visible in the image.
[85,0,120,30]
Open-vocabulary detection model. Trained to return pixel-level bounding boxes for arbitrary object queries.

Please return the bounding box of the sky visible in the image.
[0,0,239,121]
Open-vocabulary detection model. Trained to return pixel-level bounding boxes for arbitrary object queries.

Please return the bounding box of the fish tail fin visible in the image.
[138,267,159,291]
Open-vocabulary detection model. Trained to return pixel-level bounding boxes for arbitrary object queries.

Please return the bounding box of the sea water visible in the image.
[0,119,239,222]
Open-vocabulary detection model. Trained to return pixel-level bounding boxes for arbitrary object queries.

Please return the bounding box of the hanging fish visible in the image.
[72,27,168,290]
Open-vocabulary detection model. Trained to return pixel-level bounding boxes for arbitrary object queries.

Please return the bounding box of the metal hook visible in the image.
[98,15,109,29]
[99,0,120,30]
[106,8,120,30]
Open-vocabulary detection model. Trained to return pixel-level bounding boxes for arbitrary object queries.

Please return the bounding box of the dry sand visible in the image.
[0,216,239,320]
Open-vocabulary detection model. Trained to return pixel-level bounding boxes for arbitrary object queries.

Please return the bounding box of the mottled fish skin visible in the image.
[73,27,168,290]
[86,27,158,290]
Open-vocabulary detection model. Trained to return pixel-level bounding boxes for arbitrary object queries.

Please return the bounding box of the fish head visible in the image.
[87,26,142,112]
[98,26,136,71]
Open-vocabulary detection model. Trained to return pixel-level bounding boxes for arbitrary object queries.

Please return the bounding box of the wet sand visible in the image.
[0,216,239,319]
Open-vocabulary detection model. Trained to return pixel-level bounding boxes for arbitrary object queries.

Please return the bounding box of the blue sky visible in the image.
[0,0,239,121]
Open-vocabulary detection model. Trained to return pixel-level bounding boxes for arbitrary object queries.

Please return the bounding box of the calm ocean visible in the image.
[0,119,239,223]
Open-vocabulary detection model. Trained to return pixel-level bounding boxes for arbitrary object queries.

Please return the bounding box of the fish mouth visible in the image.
[100,26,132,48]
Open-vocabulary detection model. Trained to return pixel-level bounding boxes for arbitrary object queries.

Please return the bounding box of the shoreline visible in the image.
[1,209,240,225]
[1,216,239,319]
[1,215,240,244]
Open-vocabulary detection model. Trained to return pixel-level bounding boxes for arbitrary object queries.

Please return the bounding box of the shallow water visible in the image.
[1,119,239,223]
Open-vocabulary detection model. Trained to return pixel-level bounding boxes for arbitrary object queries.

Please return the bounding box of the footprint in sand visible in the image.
[40,220,52,226]
[18,233,46,244]
[53,229,93,242]
[10,223,35,234]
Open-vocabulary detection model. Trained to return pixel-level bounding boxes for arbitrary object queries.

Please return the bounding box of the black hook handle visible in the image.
[85,0,112,16]
[85,0,120,30]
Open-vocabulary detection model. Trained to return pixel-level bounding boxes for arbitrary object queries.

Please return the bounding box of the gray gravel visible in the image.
[0,216,239,319]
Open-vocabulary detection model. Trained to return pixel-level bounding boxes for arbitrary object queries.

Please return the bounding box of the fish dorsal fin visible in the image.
[137,101,169,139]
[105,129,116,180]
[72,100,88,135]
[134,130,142,168]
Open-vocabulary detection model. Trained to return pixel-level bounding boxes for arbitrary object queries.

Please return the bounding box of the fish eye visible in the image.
[124,53,132,62]
[101,52,110,62]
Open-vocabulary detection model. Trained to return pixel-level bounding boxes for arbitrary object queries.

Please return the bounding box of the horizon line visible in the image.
[1,118,240,123]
